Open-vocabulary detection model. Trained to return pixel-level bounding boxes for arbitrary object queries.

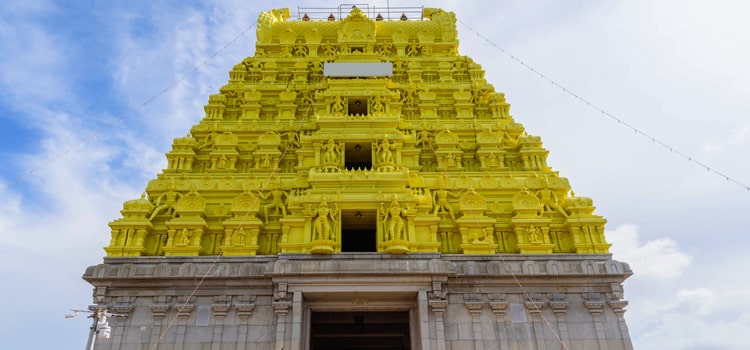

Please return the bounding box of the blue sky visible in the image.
[1,1,749,349]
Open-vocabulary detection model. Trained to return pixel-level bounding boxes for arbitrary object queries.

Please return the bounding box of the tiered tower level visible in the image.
[86,7,632,350]
[104,7,610,258]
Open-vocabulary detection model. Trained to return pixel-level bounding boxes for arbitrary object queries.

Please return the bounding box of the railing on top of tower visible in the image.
[296,4,424,21]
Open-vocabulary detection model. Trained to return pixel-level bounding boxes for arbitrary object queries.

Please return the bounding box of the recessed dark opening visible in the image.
[345,142,372,170]
[310,311,411,350]
[341,209,376,252]
[348,97,368,116]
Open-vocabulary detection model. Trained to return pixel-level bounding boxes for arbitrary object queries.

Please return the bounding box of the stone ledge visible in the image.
[85,254,631,282]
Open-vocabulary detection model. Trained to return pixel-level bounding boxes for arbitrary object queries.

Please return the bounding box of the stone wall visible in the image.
[84,253,632,350]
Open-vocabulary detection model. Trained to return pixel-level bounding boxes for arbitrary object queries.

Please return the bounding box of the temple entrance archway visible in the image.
[309,311,411,350]
[341,209,377,252]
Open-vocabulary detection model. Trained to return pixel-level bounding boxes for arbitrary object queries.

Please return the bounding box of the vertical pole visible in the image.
[86,309,100,350]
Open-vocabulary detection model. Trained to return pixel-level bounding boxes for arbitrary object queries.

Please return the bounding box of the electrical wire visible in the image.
[457,18,750,192]
[422,126,571,350]
[149,100,311,350]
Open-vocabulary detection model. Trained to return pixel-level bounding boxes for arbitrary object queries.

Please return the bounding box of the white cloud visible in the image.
[606,224,691,280]
[0,126,143,349]
[703,126,749,154]
[632,287,750,350]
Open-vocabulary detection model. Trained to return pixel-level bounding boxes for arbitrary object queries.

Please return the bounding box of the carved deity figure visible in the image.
[149,186,183,220]
[377,137,395,164]
[370,95,385,114]
[381,196,407,241]
[527,224,542,243]
[313,200,339,241]
[286,129,301,148]
[300,87,314,107]
[445,152,457,167]
[293,45,307,57]
[178,228,191,246]
[378,43,392,57]
[322,137,340,166]
[432,176,457,221]
[262,154,272,168]
[416,127,432,148]
[331,95,346,114]
[488,152,499,167]
[217,154,228,169]
[400,82,417,105]
[257,182,289,223]
[537,188,568,217]
[280,45,292,58]
[406,42,419,57]
[233,228,246,245]
[322,43,337,58]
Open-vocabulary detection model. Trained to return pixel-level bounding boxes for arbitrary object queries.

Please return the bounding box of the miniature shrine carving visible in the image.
[103,6,612,257]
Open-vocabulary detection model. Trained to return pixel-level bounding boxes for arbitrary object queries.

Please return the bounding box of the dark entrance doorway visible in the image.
[345,141,372,170]
[309,311,411,350]
[348,96,368,116]
[341,209,376,252]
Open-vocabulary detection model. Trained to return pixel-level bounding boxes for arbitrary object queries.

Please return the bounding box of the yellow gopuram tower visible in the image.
[85,6,632,350]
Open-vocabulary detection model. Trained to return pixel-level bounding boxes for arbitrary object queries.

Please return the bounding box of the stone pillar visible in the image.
[428,299,448,350]
[525,301,546,350]
[211,304,230,350]
[273,301,291,350]
[235,303,255,350]
[465,301,484,350]
[489,301,510,350]
[149,304,170,347]
[609,301,633,350]
[175,304,195,350]
[290,291,303,350]
[110,304,133,350]
[585,301,608,350]
[417,290,431,350]
[549,301,570,348]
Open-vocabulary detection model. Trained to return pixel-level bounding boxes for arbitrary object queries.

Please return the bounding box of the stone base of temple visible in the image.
[84,254,633,350]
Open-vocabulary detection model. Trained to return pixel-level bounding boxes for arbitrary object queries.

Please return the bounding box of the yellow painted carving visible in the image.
[103,6,611,258]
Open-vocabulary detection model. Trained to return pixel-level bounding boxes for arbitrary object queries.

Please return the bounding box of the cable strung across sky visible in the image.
[3,13,746,195]
[457,18,750,192]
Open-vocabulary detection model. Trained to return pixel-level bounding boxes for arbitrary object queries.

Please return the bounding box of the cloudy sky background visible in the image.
[1,1,749,349]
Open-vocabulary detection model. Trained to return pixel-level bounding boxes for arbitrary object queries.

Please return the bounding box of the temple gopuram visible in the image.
[84,6,633,350]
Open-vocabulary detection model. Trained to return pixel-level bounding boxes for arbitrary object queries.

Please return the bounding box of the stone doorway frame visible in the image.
[280,288,431,350]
